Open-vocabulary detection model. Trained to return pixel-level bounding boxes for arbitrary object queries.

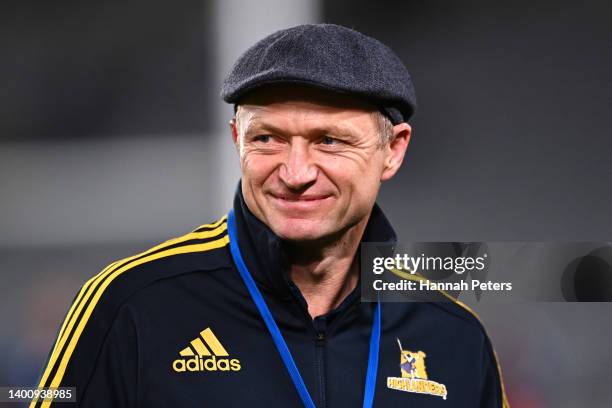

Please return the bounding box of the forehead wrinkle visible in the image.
[238,109,294,139]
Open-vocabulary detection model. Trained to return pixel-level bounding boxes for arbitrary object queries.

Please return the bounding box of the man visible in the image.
[32,24,508,407]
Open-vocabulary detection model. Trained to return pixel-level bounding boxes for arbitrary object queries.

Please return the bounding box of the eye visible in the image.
[320,136,338,145]
[253,135,272,143]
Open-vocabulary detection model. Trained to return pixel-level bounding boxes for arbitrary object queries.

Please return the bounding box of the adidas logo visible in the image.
[172,327,241,372]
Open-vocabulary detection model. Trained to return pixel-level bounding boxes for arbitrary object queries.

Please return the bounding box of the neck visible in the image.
[283,218,369,319]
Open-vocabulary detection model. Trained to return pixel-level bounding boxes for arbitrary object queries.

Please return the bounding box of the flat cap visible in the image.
[221,23,416,124]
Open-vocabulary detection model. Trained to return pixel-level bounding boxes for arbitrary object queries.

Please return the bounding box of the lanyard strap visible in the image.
[227,210,380,408]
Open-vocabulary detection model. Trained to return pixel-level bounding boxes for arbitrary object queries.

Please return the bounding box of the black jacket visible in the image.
[32,189,508,407]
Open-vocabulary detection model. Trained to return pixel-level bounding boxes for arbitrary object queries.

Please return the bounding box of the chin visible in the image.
[269,218,331,242]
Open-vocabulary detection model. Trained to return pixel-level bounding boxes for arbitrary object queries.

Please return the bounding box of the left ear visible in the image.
[381,123,412,181]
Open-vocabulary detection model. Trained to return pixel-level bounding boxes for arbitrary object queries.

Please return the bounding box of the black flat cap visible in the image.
[221,23,416,124]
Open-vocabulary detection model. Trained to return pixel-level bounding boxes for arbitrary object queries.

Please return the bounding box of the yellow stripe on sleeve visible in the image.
[39,235,229,408]
[49,261,119,359]
[192,215,228,232]
[31,217,228,408]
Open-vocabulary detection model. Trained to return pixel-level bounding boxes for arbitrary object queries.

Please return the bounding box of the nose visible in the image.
[278,139,318,190]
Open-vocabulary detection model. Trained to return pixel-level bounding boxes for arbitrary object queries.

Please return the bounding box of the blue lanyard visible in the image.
[227,210,381,408]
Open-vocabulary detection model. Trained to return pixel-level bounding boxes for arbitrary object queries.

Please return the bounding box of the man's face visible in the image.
[231,86,410,243]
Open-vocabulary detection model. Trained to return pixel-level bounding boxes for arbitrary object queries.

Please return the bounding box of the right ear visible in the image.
[229,118,239,149]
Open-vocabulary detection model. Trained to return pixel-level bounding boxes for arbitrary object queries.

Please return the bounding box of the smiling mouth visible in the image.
[271,194,331,202]
[268,193,333,206]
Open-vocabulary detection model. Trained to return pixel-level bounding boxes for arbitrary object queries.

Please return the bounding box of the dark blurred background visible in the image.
[1,1,611,406]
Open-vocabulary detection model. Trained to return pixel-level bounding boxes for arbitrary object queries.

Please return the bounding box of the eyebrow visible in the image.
[245,119,356,140]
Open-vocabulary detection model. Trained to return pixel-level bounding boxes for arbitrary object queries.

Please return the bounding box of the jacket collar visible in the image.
[232,184,397,301]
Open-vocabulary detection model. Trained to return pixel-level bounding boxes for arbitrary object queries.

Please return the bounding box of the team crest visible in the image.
[386,339,448,400]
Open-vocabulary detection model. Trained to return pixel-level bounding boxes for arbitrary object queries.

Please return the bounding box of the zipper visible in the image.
[313,317,327,408]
